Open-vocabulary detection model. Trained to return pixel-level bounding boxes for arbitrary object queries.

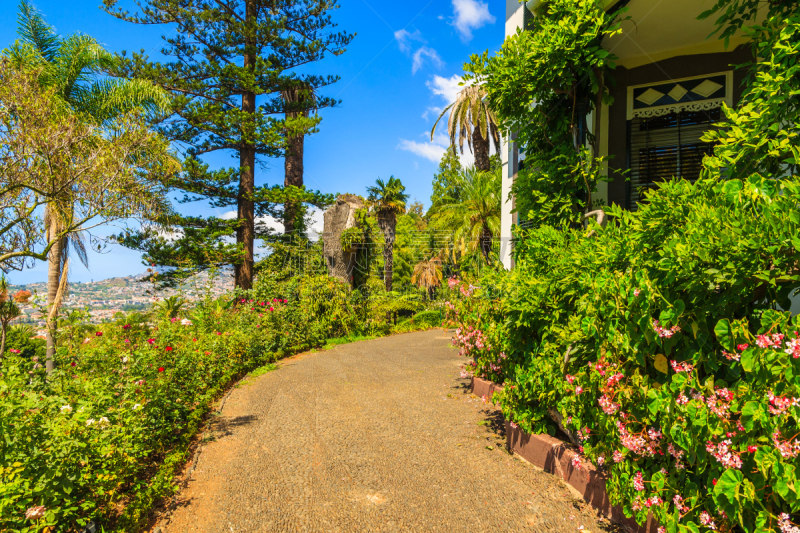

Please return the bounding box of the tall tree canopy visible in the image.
[7,0,173,369]
[104,0,352,288]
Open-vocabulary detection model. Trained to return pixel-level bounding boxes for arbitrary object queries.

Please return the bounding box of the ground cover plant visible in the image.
[0,273,440,532]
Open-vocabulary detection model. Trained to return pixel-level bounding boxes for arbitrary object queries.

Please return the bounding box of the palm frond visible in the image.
[77,78,170,124]
[71,233,89,268]
[52,34,109,103]
[16,0,60,63]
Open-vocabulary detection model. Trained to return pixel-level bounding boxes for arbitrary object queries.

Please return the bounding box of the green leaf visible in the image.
[714,318,734,351]
[741,401,765,431]
[713,469,744,519]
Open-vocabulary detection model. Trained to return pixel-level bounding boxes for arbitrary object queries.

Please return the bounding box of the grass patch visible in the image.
[323,334,378,349]
[237,363,277,387]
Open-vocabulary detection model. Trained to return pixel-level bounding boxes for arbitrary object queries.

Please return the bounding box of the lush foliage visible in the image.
[0,63,177,272]
[465,0,623,225]
[451,2,800,529]
[453,172,800,531]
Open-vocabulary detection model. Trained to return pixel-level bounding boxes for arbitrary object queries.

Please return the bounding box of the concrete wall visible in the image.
[499,0,525,270]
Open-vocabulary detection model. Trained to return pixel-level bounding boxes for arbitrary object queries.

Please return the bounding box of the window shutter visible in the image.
[629,108,719,208]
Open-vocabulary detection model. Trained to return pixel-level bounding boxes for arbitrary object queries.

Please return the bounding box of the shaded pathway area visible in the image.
[157,330,615,533]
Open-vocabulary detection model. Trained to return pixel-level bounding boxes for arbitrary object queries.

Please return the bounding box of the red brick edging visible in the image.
[470,377,658,533]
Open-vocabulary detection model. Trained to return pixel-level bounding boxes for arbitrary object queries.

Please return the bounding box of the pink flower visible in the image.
[509,421,518,429]
[571,455,582,470]
[565,374,575,384]
[757,334,774,348]
[25,506,46,520]
[737,343,749,351]
[574,386,583,395]
[632,471,644,491]
[670,360,694,374]
[653,319,680,338]
[673,494,689,513]
[613,450,624,463]
[699,511,716,530]
[634,289,641,297]
[147,338,156,344]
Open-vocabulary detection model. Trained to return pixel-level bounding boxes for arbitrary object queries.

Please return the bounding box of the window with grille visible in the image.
[628,108,720,208]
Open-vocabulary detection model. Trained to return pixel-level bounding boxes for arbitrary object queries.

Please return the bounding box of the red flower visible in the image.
[95,331,103,337]
[748,445,758,453]
[193,338,197,342]
[122,324,131,330]
[165,346,173,352]
[147,338,156,344]
[70,362,76,367]
[204,351,211,355]
[712,479,717,486]
[158,367,165,372]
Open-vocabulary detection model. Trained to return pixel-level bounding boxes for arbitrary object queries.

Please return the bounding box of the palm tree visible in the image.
[429,166,501,263]
[156,296,187,320]
[281,81,317,235]
[8,0,169,371]
[366,177,409,292]
[431,85,500,172]
[411,257,443,300]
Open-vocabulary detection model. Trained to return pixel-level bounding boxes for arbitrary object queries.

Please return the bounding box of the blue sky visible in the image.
[1,0,502,284]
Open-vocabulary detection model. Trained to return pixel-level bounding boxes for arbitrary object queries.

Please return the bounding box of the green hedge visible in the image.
[453,175,800,532]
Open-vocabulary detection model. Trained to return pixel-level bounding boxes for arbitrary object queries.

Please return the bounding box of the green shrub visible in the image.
[393,309,443,333]
[452,174,800,531]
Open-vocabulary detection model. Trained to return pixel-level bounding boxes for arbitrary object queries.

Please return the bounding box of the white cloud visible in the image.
[306,207,325,241]
[397,138,448,163]
[426,74,463,105]
[421,105,444,121]
[412,47,444,75]
[221,210,284,234]
[451,0,495,42]
[394,28,424,53]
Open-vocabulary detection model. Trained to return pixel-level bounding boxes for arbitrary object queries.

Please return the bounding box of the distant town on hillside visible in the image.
[10,270,235,332]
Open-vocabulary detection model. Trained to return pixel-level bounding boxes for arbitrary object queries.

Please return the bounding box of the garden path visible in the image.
[156,330,615,533]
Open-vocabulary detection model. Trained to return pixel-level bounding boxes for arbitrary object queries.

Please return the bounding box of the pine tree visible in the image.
[103,0,352,289]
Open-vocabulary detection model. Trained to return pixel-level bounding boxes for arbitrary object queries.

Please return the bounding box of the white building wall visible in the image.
[500,0,525,270]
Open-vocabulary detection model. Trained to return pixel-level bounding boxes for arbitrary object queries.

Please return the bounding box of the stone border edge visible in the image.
[470,376,658,533]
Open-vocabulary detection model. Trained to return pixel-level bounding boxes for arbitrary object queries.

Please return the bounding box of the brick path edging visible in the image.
[470,377,658,533]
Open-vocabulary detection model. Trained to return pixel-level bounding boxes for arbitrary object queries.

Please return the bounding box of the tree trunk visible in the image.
[46,222,64,372]
[283,120,304,235]
[473,127,490,172]
[378,213,396,292]
[235,1,256,290]
[0,322,6,357]
[480,224,492,264]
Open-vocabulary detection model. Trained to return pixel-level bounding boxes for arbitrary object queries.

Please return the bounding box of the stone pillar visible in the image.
[322,195,364,285]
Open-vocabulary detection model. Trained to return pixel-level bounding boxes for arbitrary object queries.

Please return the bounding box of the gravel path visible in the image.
[157,330,615,533]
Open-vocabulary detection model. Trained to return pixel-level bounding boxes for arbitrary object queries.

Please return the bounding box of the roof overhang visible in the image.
[602,0,757,69]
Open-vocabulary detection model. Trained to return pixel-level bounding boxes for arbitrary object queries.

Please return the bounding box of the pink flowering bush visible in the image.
[447,278,511,383]
[452,172,800,532]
